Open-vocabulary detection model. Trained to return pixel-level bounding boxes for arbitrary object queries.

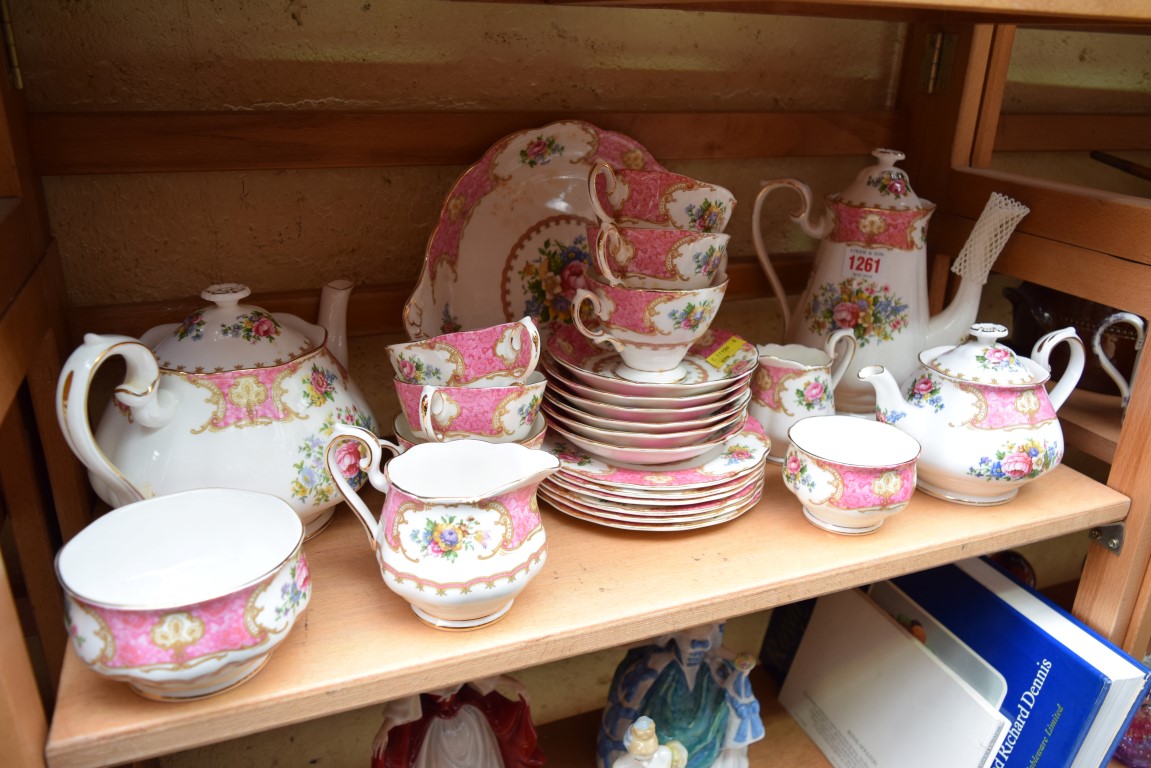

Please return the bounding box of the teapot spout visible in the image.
[925,276,984,350]
[318,278,354,369]
[857,365,910,424]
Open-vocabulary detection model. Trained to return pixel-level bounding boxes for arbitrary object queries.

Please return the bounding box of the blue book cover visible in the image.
[892,557,1150,768]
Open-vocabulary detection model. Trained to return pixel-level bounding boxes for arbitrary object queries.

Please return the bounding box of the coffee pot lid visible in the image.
[151,284,322,371]
[835,148,927,210]
[923,323,1042,385]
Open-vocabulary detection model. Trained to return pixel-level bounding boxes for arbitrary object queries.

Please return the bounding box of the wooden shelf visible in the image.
[1061,388,1125,464]
[45,465,1129,768]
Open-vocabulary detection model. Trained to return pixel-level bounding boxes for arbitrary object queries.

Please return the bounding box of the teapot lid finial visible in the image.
[201,283,252,309]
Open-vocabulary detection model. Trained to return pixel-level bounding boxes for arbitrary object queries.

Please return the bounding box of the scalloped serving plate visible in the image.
[402,120,666,340]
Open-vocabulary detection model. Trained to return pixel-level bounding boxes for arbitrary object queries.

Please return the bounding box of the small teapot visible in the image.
[858,323,1084,505]
[57,281,377,538]
[325,426,560,629]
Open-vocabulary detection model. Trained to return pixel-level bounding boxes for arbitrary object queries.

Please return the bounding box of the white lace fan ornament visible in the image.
[951,192,1030,285]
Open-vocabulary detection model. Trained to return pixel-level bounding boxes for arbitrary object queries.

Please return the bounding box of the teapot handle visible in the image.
[752,179,826,339]
[56,334,178,508]
[324,423,399,551]
[1030,327,1086,412]
[824,328,858,390]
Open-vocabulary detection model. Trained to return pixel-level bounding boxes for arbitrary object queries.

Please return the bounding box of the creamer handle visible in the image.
[824,328,858,390]
[1031,327,1085,412]
[325,424,398,551]
[56,334,177,508]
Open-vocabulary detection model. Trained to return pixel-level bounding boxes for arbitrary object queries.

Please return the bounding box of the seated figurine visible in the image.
[613,716,687,768]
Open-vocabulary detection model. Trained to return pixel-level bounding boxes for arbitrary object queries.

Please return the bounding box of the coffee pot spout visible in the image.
[925,276,985,350]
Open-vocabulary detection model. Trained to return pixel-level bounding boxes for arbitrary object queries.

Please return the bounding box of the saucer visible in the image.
[541,415,771,490]
[546,324,758,397]
[543,355,749,411]
[545,412,747,466]
[540,485,761,532]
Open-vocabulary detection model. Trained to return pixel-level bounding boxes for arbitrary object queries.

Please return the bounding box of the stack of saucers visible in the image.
[537,323,768,530]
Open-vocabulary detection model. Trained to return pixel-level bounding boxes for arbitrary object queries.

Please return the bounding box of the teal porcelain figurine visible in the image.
[597,623,765,768]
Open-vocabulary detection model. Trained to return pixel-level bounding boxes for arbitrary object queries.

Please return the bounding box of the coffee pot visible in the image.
[753,149,990,412]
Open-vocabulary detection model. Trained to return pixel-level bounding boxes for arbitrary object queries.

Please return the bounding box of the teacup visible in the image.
[572,273,728,383]
[55,488,309,700]
[393,372,547,442]
[752,329,857,462]
[386,316,541,387]
[782,414,920,535]
[589,162,736,233]
[588,222,729,290]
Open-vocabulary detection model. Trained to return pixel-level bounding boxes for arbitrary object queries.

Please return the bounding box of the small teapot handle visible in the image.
[1030,327,1086,411]
[324,424,399,550]
[56,333,178,508]
[824,328,858,390]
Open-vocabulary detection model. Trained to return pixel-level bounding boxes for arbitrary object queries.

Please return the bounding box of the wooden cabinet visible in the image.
[2,1,1149,766]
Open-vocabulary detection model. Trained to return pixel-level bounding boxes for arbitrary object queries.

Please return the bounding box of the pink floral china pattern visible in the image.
[403,121,665,340]
[589,224,729,290]
[386,317,541,387]
[541,416,770,490]
[589,163,736,234]
[392,374,546,442]
[64,549,309,700]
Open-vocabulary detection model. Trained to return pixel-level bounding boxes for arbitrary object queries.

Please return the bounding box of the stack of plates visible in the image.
[538,324,770,530]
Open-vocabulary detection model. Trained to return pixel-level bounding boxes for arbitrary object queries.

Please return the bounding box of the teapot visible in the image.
[858,323,1084,505]
[325,426,560,629]
[57,280,377,538]
[753,149,986,412]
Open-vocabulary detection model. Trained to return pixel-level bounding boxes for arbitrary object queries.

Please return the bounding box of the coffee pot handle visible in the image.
[1030,327,1086,412]
[824,328,859,390]
[325,424,399,551]
[752,179,825,339]
[56,333,178,509]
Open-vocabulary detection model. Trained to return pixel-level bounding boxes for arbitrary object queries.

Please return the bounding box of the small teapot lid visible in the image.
[923,323,1041,385]
[151,284,322,371]
[836,148,926,211]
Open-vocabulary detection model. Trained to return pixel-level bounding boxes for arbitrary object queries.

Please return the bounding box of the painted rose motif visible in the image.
[333,439,364,479]
[668,300,715,332]
[275,559,310,622]
[685,199,727,233]
[175,311,206,341]
[795,378,831,411]
[519,134,564,168]
[967,436,1061,482]
[220,310,283,343]
[906,373,944,412]
[517,394,541,427]
[783,452,817,492]
[292,408,373,506]
[808,279,909,348]
[692,244,723,277]
[441,305,462,335]
[520,235,591,326]
[394,353,443,385]
[867,170,909,199]
[411,515,487,562]
[303,364,338,408]
[721,443,754,466]
[976,345,1016,369]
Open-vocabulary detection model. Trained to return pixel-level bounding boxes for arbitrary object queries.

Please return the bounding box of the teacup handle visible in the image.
[571,288,624,355]
[1030,327,1086,411]
[593,223,626,288]
[824,328,858,390]
[516,316,544,380]
[588,161,618,224]
[324,423,399,550]
[1093,312,1145,410]
[418,385,450,442]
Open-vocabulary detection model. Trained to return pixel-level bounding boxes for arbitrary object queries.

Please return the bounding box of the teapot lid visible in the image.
[836,148,926,210]
[151,284,323,371]
[923,323,1041,385]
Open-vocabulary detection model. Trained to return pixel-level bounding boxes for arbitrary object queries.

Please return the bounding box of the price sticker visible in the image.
[845,246,885,277]
[705,335,749,369]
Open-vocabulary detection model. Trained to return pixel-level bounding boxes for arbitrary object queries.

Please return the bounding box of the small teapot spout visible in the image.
[318,278,354,370]
[857,365,911,424]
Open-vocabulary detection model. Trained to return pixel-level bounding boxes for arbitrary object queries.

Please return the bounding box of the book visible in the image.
[892,557,1151,768]
[778,586,1011,768]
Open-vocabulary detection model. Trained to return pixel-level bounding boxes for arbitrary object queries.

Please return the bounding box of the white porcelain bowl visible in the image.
[55,489,309,700]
